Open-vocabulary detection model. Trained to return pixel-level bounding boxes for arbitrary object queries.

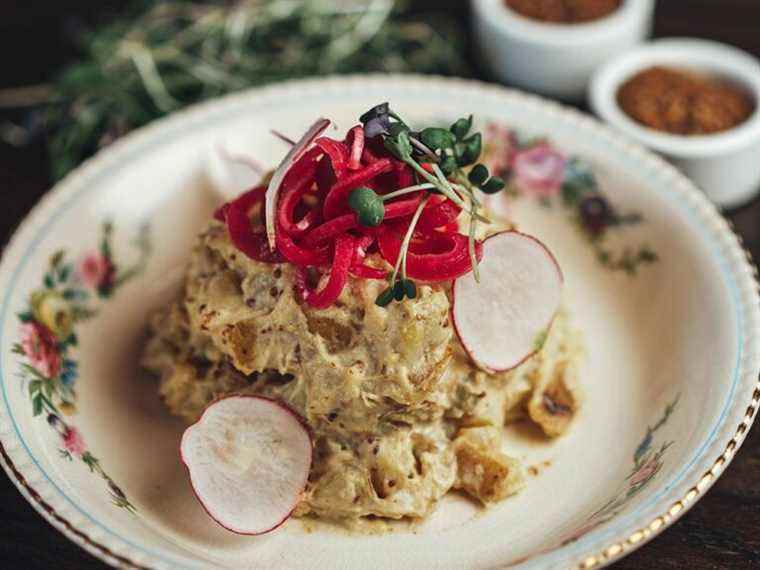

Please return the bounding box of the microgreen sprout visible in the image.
[450,115,473,140]
[348,186,385,227]
[482,176,506,194]
[468,163,489,186]
[375,287,395,307]
[374,195,429,307]
[359,103,514,296]
[420,127,457,151]
[380,183,437,201]
[468,195,480,283]
[409,137,439,162]
[455,133,482,167]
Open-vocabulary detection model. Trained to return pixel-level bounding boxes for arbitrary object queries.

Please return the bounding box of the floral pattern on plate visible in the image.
[12,221,150,511]
[559,395,680,546]
[483,123,658,275]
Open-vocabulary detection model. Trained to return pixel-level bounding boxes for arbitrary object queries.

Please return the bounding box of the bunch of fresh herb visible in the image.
[1,0,469,179]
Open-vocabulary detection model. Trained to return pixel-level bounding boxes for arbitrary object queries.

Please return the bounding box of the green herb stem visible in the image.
[467,198,481,283]
[392,194,430,283]
[406,159,467,209]
[452,172,483,207]
[436,165,490,223]
[450,181,483,213]
[409,136,439,162]
[380,183,436,201]
[431,162,457,197]
[405,158,490,223]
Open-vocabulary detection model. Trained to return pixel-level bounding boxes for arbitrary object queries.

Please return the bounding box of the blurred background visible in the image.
[0,1,758,568]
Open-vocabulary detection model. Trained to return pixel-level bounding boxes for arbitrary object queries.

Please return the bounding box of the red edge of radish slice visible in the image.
[265,119,331,249]
[453,231,563,374]
[180,395,312,535]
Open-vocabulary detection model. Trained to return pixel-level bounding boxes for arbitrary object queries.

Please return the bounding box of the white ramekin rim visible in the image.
[471,0,653,47]
[589,37,760,158]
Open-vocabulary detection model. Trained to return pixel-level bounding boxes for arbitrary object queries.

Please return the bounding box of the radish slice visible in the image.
[265,119,330,249]
[453,231,563,373]
[180,396,312,535]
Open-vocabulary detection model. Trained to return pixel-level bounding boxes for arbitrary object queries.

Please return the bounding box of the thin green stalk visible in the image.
[381,183,436,201]
[451,181,482,210]
[453,171,482,206]
[409,137,438,162]
[392,194,430,283]
[431,163,456,195]
[433,164,490,223]
[468,199,480,283]
[406,159,467,209]
[433,164,474,208]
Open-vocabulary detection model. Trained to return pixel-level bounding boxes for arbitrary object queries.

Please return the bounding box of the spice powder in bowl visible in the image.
[617,66,756,135]
[504,0,623,24]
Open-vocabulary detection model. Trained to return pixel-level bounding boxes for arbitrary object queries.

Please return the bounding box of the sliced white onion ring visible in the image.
[265,118,330,249]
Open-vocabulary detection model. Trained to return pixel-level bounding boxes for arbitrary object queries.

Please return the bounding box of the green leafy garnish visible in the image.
[392,280,406,301]
[376,278,417,307]
[375,287,395,308]
[481,176,506,194]
[455,133,482,167]
[359,103,514,299]
[348,186,385,227]
[403,279,417,299]
[384,128,413,160]
[468,164,489,186]
[420,127,456,151]
[450,115,473,140]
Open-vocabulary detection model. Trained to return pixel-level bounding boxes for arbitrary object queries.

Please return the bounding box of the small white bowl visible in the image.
[590,38,760,209]
[471,0,655,101]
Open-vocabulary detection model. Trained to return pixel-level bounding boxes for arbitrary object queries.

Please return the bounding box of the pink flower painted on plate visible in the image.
[511,144,568,198]
[19,321,61,379]
[78,252,114,290]
[484,123,518,178]
[630,455,661,487]
[62,426,86,457]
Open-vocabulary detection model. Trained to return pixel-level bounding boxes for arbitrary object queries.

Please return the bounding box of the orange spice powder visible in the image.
[504,0,622,24]
[617,66,755,135]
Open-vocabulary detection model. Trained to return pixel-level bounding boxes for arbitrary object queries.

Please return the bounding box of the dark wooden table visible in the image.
[0,1,758,568]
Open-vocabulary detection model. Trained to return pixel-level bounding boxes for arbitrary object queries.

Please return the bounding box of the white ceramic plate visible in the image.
[0,76,757,570]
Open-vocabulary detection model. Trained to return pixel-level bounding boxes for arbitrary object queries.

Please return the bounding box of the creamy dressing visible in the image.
[142,221,583,524]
